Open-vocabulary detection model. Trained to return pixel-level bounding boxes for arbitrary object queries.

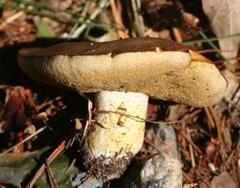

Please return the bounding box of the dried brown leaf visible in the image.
[223,70,240,101]
[202,0,240,60]
[211,172,237,188]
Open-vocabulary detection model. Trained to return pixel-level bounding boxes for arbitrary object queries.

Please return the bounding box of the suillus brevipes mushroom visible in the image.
[18,37,227,181]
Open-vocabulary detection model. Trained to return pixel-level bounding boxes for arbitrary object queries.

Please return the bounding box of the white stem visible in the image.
[85,90,149,180]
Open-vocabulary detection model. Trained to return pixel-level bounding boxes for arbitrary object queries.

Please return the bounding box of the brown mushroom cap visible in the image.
[19,37,189,56]
[18,37,227,107]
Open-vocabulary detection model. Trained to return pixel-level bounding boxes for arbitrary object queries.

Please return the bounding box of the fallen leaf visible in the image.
[34,18,55,38]
[222,70,239,101]
[211,172,237,188]
[3,92,26,131]
[202,0,240,61]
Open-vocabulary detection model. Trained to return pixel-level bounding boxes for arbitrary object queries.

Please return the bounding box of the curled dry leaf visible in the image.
[0,86,38,151]
[202,0,240,61]
[2,90,27,131]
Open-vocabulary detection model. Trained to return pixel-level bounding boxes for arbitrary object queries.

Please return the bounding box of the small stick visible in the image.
[174,127,202,155]
[110,0,124,29]
[187,127,196,168]
[110,0,128,38]
[94,110,183,125]
[204,107,215,130]
[207,106,227,160]
[131,0,145,36]
[182,170,193,183]
[173,27,183,42]
[195,169,212,188]
[27,141,66,188]
[208,107,223,142]
[144,138,161,153]
[80,100,93,145]
[0,11,25,30]
[0,126,47,157]
[45,160,59,188]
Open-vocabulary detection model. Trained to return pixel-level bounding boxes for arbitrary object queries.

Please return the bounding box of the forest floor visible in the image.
[0,0,239,188]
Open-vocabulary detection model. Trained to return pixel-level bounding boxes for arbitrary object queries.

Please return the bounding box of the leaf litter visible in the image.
[0,0,239,187]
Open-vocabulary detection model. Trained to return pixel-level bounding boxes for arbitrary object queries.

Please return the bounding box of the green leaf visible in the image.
[34,19,55,38]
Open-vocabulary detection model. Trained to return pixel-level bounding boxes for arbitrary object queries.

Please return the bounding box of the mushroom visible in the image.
[18,37,227,181]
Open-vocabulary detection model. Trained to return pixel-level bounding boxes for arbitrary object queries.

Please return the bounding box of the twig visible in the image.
[110,0,128,38]
[204,107,215,130]
[64,158,76,174]
[0,126,47,157]
[144,138,161,153]
[197,49,238,54]
[37,96,62,111]
[172,124,202,155]
[27,141,66,188]
[104,182,111,188]
[131,0,145,37]
[225,148,235,167]
[187,127,196,168]
[214,56,240,66]
[195,169,212,188]
[79,174,95,184]
[198,31,230,65]
[45,160,59,188]
[182,33,240,45]
[94,110,183,125]
[207,106,227,161]
[70,0,109,38]
[80,100,93,145]
[182,170,193,183]
[0,11,25,30]
[208,107,223,143]
[110,0,124,29]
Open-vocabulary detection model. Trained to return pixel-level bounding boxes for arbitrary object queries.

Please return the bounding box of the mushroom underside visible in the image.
[18,51,227,107]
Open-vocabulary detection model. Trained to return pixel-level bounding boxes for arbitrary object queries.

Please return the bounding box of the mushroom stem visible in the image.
[84,90,149,181]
